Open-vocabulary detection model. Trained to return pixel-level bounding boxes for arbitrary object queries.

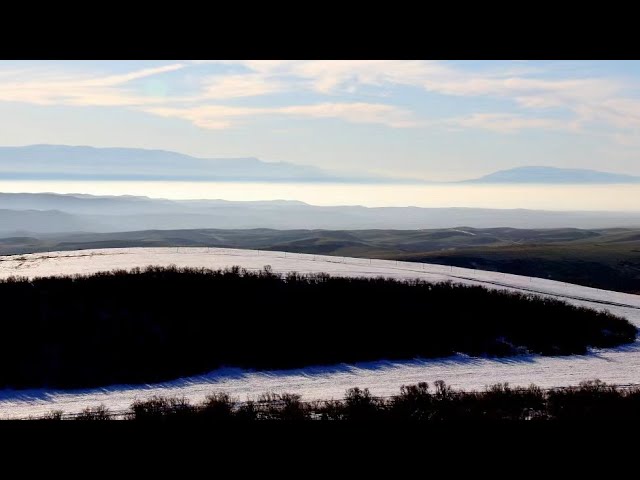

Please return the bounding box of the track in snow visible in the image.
[0,247,639,419]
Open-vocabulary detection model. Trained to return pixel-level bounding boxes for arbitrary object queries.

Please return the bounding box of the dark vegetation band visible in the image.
[0,266,635,389]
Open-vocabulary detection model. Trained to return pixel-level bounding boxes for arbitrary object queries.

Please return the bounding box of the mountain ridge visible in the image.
[0,145,394,183]
[2,145,640,184]
[463,166,640,184]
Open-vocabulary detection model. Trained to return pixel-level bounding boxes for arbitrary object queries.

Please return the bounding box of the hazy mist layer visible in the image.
[1,181,639,211]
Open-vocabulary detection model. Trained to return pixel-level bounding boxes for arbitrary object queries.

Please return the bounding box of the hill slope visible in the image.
[2,227,638,293]
[0,247,638,418]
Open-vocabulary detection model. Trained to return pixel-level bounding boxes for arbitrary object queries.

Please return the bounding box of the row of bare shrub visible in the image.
[35,380,640,421]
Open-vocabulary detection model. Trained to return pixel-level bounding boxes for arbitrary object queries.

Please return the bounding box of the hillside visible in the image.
[0,247,638,417]
[0,264,634,389]
[3,227,639,293]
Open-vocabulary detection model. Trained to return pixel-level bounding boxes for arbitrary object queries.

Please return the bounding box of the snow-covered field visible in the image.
[1,247,639,419]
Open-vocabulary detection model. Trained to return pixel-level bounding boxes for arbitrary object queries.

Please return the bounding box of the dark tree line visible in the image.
[0,266,635,389]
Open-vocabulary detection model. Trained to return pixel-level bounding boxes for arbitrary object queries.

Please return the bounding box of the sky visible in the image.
[1,60,640,181]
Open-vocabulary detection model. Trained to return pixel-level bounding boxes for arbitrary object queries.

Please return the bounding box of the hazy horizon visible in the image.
[2,180,640,211]
[2,60,640,211]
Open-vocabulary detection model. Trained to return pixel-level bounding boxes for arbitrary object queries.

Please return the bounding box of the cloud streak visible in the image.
[202,74,284,99]
[1,60,640,138]
[443,113,575,134]
[0,63,188,106]
[194,61,640,136]
[145,102,420,129]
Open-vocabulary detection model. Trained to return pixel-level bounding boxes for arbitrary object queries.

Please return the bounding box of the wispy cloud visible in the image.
[210,60,640,136]
[232,60,620,108]
[84,64,186,87]
[279,103,419,127]
[201,74,284,99]
[145,102,419,129]
[2,60,640,138]
[0,63,187,106]
[444,113,575,134]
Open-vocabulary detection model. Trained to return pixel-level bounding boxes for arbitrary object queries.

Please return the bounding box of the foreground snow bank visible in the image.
[2,345,640,419]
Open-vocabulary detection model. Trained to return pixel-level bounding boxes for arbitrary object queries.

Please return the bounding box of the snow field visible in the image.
[0,247,638,418]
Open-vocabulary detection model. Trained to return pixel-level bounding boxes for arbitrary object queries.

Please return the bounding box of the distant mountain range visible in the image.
[1,145,639,184]
[463,166,640,184]
[1,192,639,235]
[0,145,390,183]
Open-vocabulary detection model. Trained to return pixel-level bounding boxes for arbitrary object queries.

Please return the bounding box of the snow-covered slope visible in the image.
[2,247,638,321]
[0,247,639,419]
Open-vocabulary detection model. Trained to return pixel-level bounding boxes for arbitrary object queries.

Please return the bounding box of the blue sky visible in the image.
[1,60,639,181]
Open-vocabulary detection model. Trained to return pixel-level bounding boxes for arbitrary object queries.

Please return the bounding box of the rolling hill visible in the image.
[2,226,639,293]
[1,192,640,235]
